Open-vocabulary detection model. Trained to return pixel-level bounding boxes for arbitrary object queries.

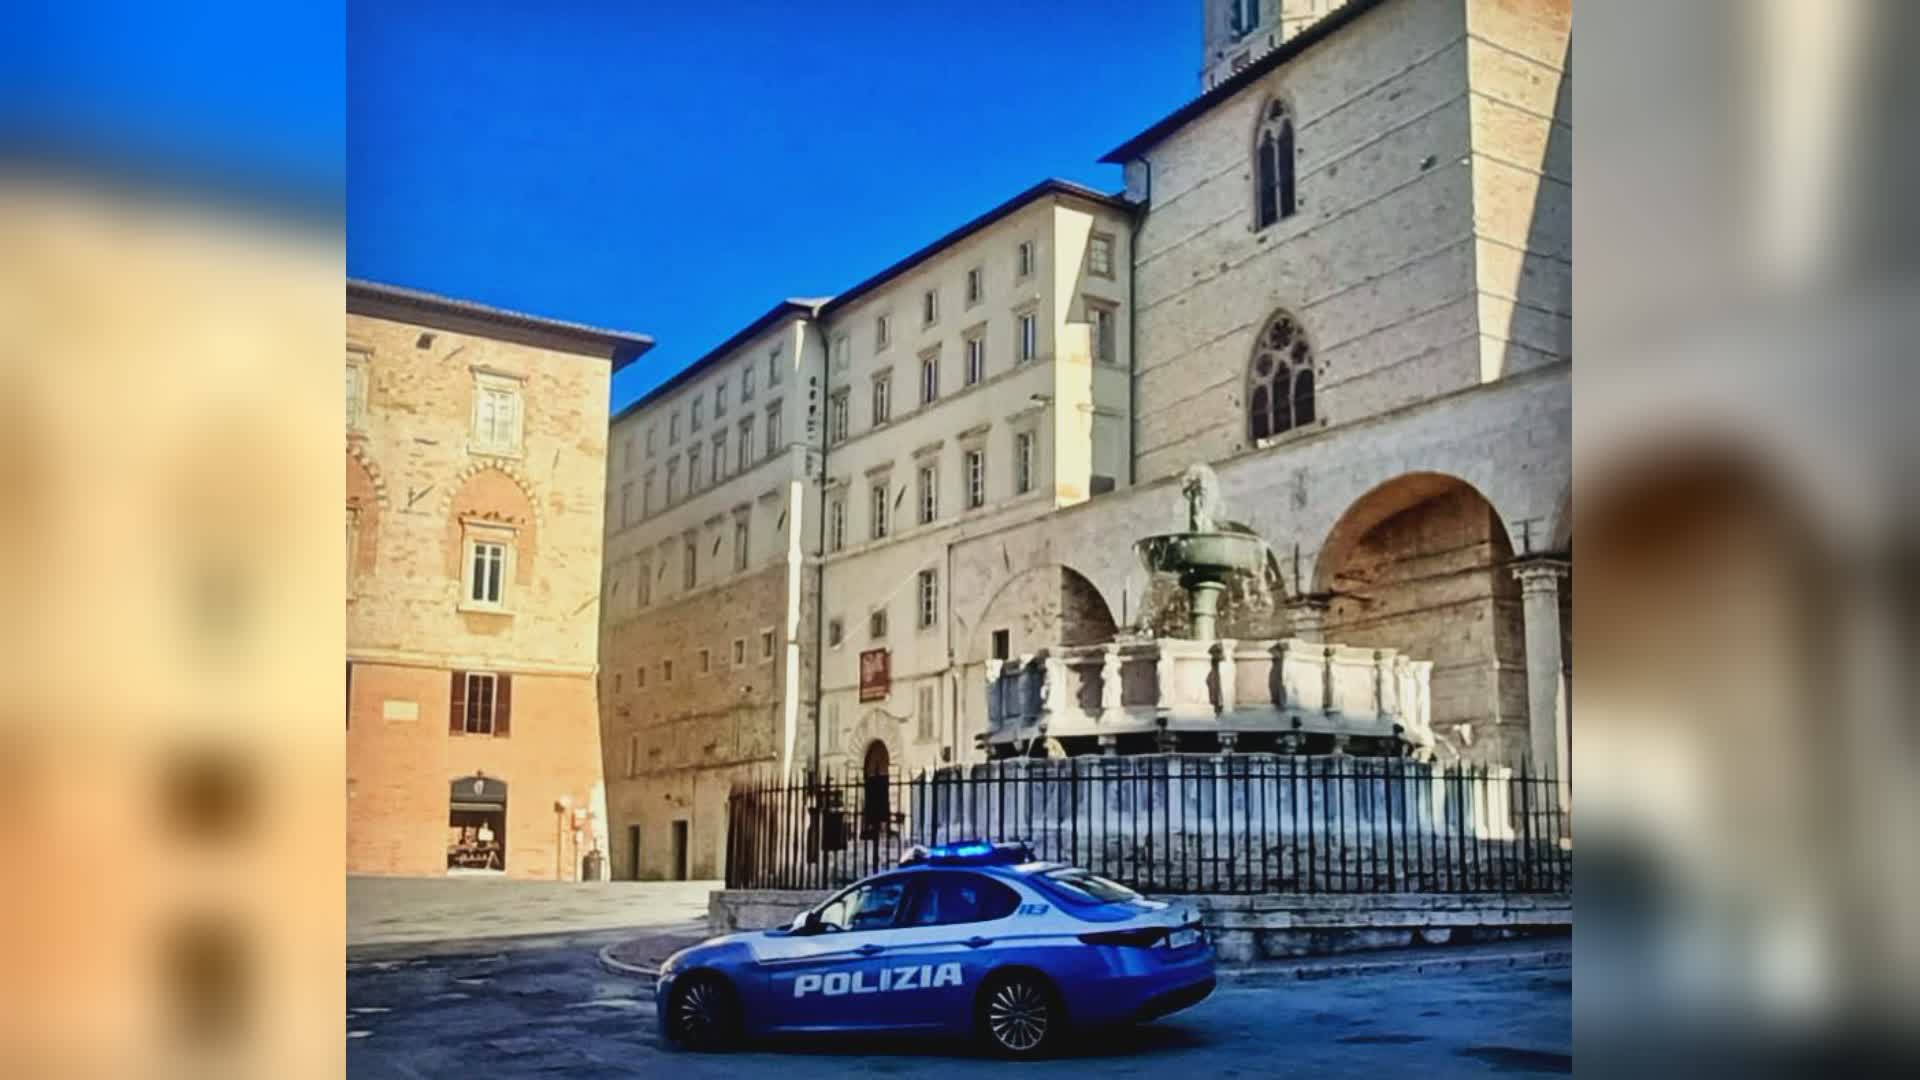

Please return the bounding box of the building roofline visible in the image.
[609,179,1132,426]
[348,279,656,371]
[610,299,823,425]
[816,178,1136,318]
[1098,0,1389,164]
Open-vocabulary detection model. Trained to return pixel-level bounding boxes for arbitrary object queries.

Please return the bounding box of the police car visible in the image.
[657,841,1214,1057]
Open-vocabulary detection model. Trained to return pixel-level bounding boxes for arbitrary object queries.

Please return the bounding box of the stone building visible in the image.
[603,0,1570,878]
[347,281,652,880]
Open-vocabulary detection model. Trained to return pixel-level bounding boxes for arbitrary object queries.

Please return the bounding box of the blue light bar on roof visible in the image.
[898,840,1034,867]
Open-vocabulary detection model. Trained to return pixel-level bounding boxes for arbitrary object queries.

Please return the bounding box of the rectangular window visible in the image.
[646,425,657,457]
[620,482,635,527]
[732,638,746,665]
[768,347,783,386]
[669,411,681,445]
[828,497,846,552]
[712,434,727,485]
[1015,431,1035,494]
[637,664,647,688]
[922,289,938,325]
[965,266,983,305]
[917,464,937,525]
[872,372,892,425]
[917,684,936,741]
[761,629,775,659]
[741,363,755,402]
[614,672,622,693]
[828,390,849,445]
[667,459,681,503]
[637,560,652,607]
[628,733,638,778]
[451,671,511,737]
[875,314,892,350]
[870,482,890,540]
[917,569,938,629]
[733,518,749,571]
[965,333,985,386]
[1018,313,1037,363]
[473,381,521,453]
[920,353,939,405]
[992,628,1010,660]
[469,540,506,606]
[687,445,702,493]
[765,403,781,457]
[1090,303,1116,365]
[683,538,697,589]
[828,618,844,648]
[690,394,704,433]
[738,417,754,471]
[700,648,711,673]
[831,335,850,372]
[714,378,728,418]
[664,659,673,682]
[1016,240,1034,277]
[643,470,656,517]
[1089,233,1115,278]
[965,449,985,509]
[870,608,888,640]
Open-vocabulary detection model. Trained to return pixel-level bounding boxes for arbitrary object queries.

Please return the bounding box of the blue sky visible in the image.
[348,1,1198,414]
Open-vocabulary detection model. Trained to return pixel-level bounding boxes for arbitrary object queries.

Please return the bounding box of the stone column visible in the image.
[1286,593,1332,641]
[1512,559,1570,782]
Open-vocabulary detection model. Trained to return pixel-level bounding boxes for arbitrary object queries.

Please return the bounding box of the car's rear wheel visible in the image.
[666,973,740,1052]
[977,971,1063,1058]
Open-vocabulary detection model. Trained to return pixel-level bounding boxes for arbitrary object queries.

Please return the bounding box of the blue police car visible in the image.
[656,841,1215,1057]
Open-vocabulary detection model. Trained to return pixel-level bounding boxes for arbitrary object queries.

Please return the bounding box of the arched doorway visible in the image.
[448,775,507,873]
[1315,473,1524,763]
[860,740,891,841]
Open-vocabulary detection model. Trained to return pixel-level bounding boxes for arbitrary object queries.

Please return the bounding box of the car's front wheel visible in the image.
[665,973,740,1052]
[977,971,1063,1058]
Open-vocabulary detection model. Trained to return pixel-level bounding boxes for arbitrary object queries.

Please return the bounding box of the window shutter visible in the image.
[495,675,512,737]
[450,670,466,734]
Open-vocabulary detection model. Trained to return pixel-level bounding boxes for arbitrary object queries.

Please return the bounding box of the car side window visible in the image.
[902,872,1021,927]
[816,877,910,932]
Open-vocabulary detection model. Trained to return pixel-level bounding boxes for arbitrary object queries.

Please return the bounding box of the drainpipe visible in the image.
[808,311,830,781]
[1126,164,1147,488]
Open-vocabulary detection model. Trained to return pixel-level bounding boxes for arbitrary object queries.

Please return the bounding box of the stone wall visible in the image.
[708,888,1569,961]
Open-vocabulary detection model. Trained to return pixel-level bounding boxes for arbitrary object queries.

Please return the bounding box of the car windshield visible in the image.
[1039,868,1139,904]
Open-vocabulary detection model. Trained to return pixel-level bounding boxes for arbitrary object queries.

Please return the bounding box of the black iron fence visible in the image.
[726,754,1570,895]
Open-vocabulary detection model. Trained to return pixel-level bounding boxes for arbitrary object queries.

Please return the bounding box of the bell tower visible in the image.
[1201,0,1350,91]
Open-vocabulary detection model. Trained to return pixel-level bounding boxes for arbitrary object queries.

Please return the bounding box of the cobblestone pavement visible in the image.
[347,876,719,955]
[346,942,1571,1078]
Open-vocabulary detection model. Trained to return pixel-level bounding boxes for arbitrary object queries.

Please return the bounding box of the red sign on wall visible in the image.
[858,648,891,702]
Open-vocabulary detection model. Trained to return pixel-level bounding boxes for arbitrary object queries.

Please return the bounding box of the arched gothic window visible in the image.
[1255,100,1296,229]
[1248,310,1315,441]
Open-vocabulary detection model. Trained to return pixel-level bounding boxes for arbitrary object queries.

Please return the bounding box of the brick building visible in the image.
[347,281,652,880]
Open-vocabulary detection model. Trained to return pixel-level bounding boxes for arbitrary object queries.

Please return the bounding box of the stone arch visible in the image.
[346,447,385,581]
[441,463,541,586]
[1313,472,1526,763]
[966,563,1117,665]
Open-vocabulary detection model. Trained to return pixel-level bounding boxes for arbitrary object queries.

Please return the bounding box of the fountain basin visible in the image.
[1135,531,1269,582]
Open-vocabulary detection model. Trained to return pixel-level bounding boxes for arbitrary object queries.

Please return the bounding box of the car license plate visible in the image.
[1166,927,1201,950]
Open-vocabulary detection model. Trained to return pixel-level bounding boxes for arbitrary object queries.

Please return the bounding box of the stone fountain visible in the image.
[1135,465,1271,642]
[983,465,1439,760]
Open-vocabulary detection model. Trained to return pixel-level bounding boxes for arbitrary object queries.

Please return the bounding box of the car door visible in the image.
[755,875,911,1031]
[882,871,1025,1031]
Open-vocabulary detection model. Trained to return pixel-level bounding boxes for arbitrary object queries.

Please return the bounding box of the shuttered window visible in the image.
[450,671,512,737]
